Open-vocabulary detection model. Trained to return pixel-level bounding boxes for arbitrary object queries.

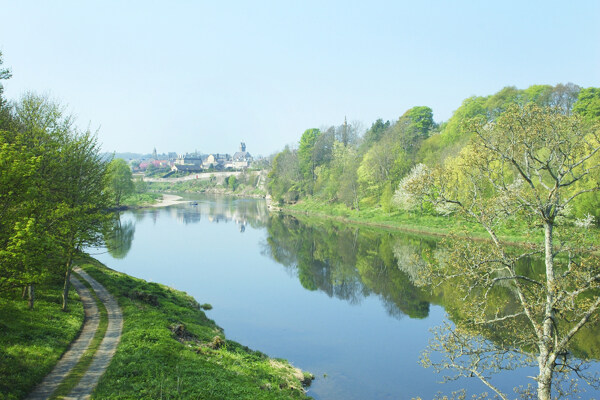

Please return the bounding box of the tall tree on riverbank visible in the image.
[106,158,134,208]
[55,127,110,311]
[1,92,111,310]
[413,104,600,399]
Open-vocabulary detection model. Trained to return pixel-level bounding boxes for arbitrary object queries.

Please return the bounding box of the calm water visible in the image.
[95,195,600,399]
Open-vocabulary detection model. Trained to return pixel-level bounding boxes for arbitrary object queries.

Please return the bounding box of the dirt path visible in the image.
[26,268,123,400]
[25,277,99,400]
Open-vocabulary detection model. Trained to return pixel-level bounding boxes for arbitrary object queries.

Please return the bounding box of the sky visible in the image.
[1,1,599,157]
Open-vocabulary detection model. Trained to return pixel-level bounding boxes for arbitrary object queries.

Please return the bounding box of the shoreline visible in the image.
[79,258,314,398]
[150,193,188,207]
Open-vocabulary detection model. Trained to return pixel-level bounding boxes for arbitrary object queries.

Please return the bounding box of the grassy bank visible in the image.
[284,198,539,244]
[0,279,84,400]
[80,258,313,399]
[121,192,162,208]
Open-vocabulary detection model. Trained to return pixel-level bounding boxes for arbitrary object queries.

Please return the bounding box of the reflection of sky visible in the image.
[94,197,600,400]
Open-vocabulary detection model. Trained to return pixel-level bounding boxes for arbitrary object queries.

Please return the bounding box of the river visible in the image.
[95,195,600,399]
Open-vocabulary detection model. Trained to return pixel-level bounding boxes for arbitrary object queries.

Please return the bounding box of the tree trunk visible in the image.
[537,366,553,400]
[538,221,557,400]
[22,286,28,299]
[28,284,35,310]
[62,257,73,312]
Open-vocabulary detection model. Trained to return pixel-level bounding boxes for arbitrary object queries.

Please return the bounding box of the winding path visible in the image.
[26,267,122,400]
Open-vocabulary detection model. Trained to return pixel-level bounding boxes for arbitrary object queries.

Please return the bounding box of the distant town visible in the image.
[113,142,265,177]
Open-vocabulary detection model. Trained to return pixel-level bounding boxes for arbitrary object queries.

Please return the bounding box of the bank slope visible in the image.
[80,258,313,400]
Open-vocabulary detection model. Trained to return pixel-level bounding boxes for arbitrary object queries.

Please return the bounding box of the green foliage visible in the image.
[107,158,135,207]
[360,118,390,152]
[267,83,600,226]
[380,182,393,213]
[573,87,600,121]
[297,128,320,193]
[268,147,301,204]
[227,175,238,191]
[0,90,111,313]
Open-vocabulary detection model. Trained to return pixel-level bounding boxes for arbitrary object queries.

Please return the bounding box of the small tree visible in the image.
[414,104,600,399]
[107,158,135,207]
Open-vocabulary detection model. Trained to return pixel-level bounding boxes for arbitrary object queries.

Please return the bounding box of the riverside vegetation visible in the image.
[0,52,311,399]
[267,84,600,399]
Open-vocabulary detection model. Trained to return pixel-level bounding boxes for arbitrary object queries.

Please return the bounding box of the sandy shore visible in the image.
[151,194,187,208]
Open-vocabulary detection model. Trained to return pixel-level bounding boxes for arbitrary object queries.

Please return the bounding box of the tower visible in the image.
[240,142,246,152]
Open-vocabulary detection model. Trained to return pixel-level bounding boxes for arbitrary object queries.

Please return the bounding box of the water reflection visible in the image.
[97,197,600,399]
[132,196,269,230]
[264,214,433,319]
[264,214,600,360]
[104,214,135,259]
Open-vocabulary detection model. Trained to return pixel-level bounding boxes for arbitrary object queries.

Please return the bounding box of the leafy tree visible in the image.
[228,175,238,191]
[393,163,431,213]
[523,84,553,106]
[267,147,301,204]
[417,95,488,165]
[412,104,600,399]
[394,106,435,152]
[360,118,390,152]
[357,136,399,202]
[106,158,134,207]
[548,82,581,115]
[297,128,321,192]
[573,87,600,121]
[3,94,72,307]
[54,127,111,310]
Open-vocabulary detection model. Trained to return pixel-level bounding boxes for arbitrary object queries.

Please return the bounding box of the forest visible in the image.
[268,83,600,224]
[267,83,600,399]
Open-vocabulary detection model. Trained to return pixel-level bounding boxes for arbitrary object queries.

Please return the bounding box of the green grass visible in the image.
[0,278,84,400]
[80,258,313,399]
[49,273,109,400]
[285,198,543,244]
[121,192,162,207]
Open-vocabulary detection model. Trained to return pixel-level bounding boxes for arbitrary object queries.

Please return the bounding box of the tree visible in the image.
[360,118,390,152]
[54,127,110,310]
[107,158,135,207]
[393,163,431,213]
[3,93,72,308]
[573,87,600,122]
[267,147,301,204]
[298,128,321,192]
[413,104,600,399]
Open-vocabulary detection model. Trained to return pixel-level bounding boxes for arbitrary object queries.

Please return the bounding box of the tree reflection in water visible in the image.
[104,213,135,259]
[263,214,600,397]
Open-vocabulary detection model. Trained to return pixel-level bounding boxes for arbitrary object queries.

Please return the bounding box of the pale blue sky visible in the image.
[1,1,598,156]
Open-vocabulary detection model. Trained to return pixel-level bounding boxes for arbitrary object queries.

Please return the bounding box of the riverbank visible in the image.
[282,198,537,244]
[150,193,188,207]
[1,257,313,399]
[78,258,314,399]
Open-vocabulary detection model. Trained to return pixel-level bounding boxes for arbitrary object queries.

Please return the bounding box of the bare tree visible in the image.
[412,104,600,399]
